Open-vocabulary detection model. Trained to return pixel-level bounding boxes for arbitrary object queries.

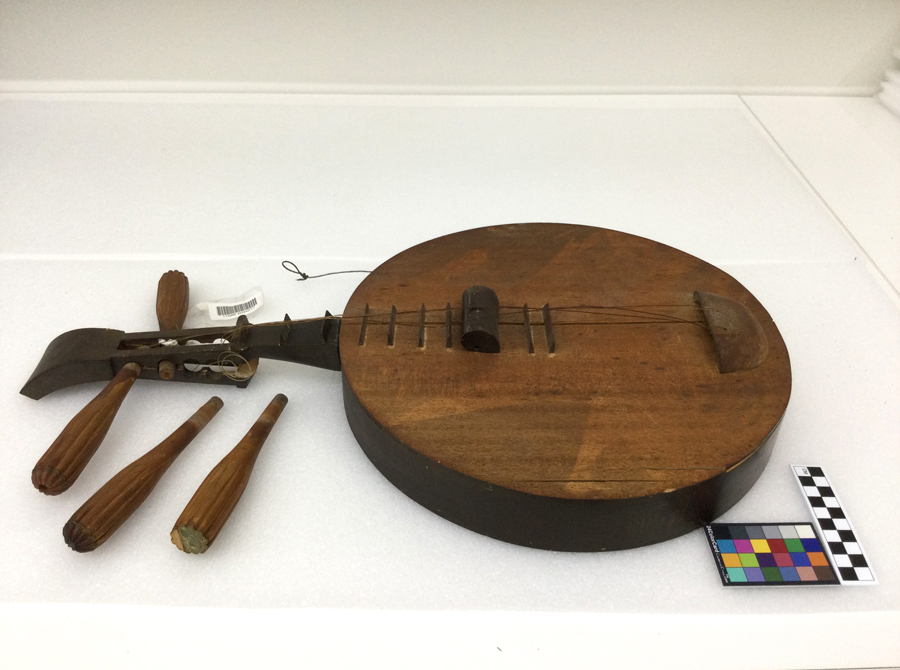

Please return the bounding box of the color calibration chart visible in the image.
[705,523,839,586]
[704,465,876,587]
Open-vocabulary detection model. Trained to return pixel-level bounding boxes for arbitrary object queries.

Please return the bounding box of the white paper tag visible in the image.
[200,287,265,322]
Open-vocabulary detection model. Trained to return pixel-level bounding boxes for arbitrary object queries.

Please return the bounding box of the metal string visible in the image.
[282,260,372,281]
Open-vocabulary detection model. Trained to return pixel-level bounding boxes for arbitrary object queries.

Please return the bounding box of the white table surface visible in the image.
[1,92,898,668]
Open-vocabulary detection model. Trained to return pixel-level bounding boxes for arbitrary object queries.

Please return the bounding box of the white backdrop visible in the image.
[1,92,898,667]
[2,4,899,665]
[2,0,899,94]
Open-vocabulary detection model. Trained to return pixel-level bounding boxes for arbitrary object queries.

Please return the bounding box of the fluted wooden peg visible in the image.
[156,270,190,330]
[156,270,189,380]
[171,394,288,554]
[32,362,143,495]
[63,396,224,552]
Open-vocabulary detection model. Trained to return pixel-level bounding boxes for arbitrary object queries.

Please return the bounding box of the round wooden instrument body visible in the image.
[339,223,791,551]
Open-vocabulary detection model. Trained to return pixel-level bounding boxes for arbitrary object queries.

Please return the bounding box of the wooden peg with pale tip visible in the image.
[32,362,143,495]
[171,394,288,554]
[63,396,224,552]
[156,270,189,380]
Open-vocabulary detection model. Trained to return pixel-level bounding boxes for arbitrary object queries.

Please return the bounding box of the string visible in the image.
[216,351,255,381]
[120,304,707,349]
[282,260,372,281]
[328,304,703,328]
[246,305,703,329]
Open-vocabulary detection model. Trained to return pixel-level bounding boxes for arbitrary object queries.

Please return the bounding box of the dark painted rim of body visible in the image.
[342,373,784,552]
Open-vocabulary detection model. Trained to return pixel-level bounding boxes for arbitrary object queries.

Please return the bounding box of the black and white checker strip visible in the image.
[792,465,876,585]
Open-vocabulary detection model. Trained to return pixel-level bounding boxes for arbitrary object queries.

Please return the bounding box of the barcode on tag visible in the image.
[216,297,257,317]
[206,288,264,321]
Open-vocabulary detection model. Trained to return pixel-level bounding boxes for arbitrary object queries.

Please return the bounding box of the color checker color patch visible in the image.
[705,523,840,586]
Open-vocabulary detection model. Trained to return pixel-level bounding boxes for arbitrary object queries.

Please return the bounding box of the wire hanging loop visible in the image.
[282,260,372,281]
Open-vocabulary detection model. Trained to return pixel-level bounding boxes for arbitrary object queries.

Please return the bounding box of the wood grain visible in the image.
[156,269,190,380]
[338,223,792,550]
[156,270,189,331]
[63,396,223,552]
[171,394,287,554]
[32,362,142,495]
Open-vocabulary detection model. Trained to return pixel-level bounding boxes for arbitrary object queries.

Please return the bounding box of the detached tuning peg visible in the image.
[171,394,288,554]
[32,362,142,495]
[63,396,224,552]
